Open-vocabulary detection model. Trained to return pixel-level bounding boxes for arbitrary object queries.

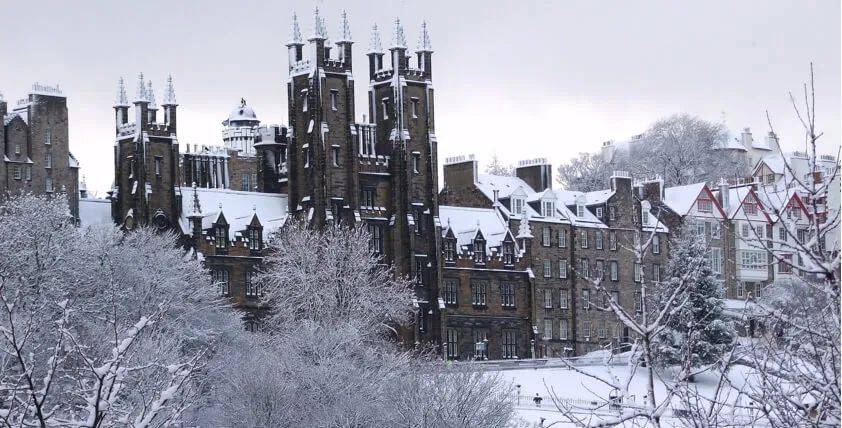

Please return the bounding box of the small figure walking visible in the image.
[533,393,543,407]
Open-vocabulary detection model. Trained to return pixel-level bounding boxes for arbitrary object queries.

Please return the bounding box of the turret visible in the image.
[113,77,129,133]
[416,21,433,77]
[389,18,408,73]
[336,10,353,67]
[187,183,203,240]
[146,80,158,124]
[367,24,384,80]
[133,73,149,130]
[308,7,328,68]
[161,74,178,133]
[287,13,304,70]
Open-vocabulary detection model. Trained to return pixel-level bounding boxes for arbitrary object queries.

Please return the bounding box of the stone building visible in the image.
[1,84,79,218]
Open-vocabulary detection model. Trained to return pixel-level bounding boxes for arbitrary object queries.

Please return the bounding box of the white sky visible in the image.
[2,0,839,196]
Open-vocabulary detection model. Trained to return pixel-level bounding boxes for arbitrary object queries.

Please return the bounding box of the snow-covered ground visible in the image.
[491,358,762,427]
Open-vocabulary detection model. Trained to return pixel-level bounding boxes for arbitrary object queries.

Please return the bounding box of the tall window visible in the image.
[652,234,661,254]
[332,146,340,167]
[154,156,162,176]
[502,329,517,359]
[44,129,51,145]
[474,238,486,263]
[13,166,21,180]
[471,281,487,307]
[582,321,591,340]
[558,229,567,247]
[215,225,227,249]
[360,188,375,209]
[559,259,568,279]
[501,283,515,308]
[596,207,603,218]
[45,152,53,169]
[778,226,787,242]
[642,210,650,225]
[560,290,569,309]
[710,248,723,274]
[330,90,338,111]
[443,239,456,262]
[610,261,619,281]
[634,291,642,312]
[697,198,712,212]
[779,254,793,274]
[595,231,604,250]
[580,230,589,248]
[368,224,384,255]
[634,263,643,282]
[502,242,514,265]
[25,166,31,181]
[542,227,551,246]
[652,264,661,282]
[242,173,250,191]
[559,319,569,340]
[609,231,617,250]
[443,279,458,305]
[245,270,259,297]
[381,99,389,120]
[543,289,553,309]
[543,259,552,278]
[45,177,53,193]
[301,89,308,111]
[609,206,616,221]
[595,260,604,280]
[712,222,722,239]
[411,98,419,118]
[542,201,555,217]
[14,143,21,155]
[446,329,458,359]
[248,228,261,251]
[579,258,589,279]
[214,269,230,296]
[576,204,584,218]
[543,319,553,340]
[412,153,420,173]
[512,197,524,214]
[582,289,590,310]
[472,329,488,360]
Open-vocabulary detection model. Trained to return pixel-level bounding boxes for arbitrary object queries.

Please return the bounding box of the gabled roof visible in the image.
[754,188,810,222]
[663,183,706,215]
[178,187,288,239]
[753,154,786,176]
[719,185,773,222]
[475,173,533,200]
[439,205,515,253]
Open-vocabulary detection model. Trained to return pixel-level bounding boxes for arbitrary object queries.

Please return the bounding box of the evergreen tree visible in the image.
[656,227,735,371]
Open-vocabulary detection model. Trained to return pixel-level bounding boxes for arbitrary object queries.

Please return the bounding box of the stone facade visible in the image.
[1,85,79,219]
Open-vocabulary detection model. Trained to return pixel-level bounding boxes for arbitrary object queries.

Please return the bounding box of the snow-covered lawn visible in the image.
[494,359,762,426]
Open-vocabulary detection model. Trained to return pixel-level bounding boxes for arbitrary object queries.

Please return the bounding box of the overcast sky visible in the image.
[2,0,839,196]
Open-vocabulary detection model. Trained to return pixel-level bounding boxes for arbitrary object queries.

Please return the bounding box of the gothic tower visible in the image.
[111,74,181,230]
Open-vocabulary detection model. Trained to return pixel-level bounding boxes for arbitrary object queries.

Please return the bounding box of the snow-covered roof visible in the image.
[475,173,533,200]
[3,112,24,126]
[717,138,748,151]
[178,187,287,239]
[68,153,79,168]
[439,205,512,252]
[223,101,259,125]
[663,182,706,215]
[78,198,112,228]
[754,154,786,175]
[553,189,614,206]
[722,298,762,318]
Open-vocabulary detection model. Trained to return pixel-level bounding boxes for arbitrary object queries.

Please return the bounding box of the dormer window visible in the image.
[577,205,585,218]
[248,228,262,251]
[596,207,603,218]
[444,238,456,262]
[474,238,486,263]
[542,201,555,217]
[503,242,514,265]
[215,225,228,250]
[512,197,524,215]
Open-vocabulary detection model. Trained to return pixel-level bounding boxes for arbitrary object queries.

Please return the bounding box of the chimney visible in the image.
[516,158,552,192]
[741,127,754,150]
[609,170,632,195]
[766,131,780,153]
[443,154,478,189]
[717,179,729,212]
[639,175,664,204]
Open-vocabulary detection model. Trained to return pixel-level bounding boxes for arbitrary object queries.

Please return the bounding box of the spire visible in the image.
[189,182,202,216]
[133,73,148,103]
[337,10,352,42]
[114,77,129,107]
[162,74,177,106]
[310,7,327,40]
[368,24,383,53]
[417,21,432,52]
[146,80,157,110]
[289,12,303,45]
[391,18,406,49]
[517,213,533,239]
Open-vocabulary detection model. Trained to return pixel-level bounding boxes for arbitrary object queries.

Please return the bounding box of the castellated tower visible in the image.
[110,74,181,230]
[286,10,440,344]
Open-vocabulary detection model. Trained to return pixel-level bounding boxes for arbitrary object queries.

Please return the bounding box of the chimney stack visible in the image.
[516,158,552,192]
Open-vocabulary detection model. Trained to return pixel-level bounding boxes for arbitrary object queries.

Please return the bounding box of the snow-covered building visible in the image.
[1,83,80,219]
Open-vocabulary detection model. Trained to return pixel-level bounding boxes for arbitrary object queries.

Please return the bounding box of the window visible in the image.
[474,238,486,263]
[754,225,764,239]
[596,207,603,218]
[214,269,230,296]
[609,206,616,221]
[248,228,261,251]
[381,99,389,119]
[473,329,488,359]
[501,283,516,308]
[697,198,713,212]
[582,321,591,340]
[610,261,619,281]
[695,220,707,236]
[502,242,514,265]
[611,290,619,305]
[576,205,584,218]
[368,224,384,255]
[13,166,21,181]
[45,177,53,193]
[642,210,650,225]
[652,264,661,282]
[582,289,590,310]
[215,225,227,249]
[596,231,604,250]
[741,224,750,238]
[330,90,338,111]
[595,260,604,280]
[744,202,757,216]
[634,263,643,282]
[634,291,642,312]
[543,201,555,217]
[471,281,487,307]
[609,231,617,250]
[25,166,31,181]
[543,319,553,340]
[242,173,250,191]
[579,258,589,279]
[598,321,607,339]
[712,221,721,239]
[301,89,308,112]
[559,259,568,279]
[543,289,553,309]
[580,230,589,248]
[412,153,420,173]
[332,146,340,167]
[739,250,766,270]
[558,229,567,247]
[710,247,723,274]
[245,270,259,297]
[443,239,456,262]
[45,152,53,169]
[737,283,745,298]
[14,143,21,155]
[559,319,569,340]
[560,290,569,309]
[542,259,552,278]
[796,228,807,243]
[512,197,524,214]
[502,329,518,359]
[652,235,661,254]
[778,226,787,242]
[415,258,424,285]
[541,227,551,246]
[446,329,458,359]
[361,188,375,209]
[443,279,458,305]
[411,97,419,118]
[779,254,793,274]
[44,129,51,145]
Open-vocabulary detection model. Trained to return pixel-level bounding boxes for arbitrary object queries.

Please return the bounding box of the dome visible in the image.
[223,98,260,125]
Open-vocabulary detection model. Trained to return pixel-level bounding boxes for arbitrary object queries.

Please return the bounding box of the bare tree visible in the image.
[485,154,516,176]
[556,152,611,191]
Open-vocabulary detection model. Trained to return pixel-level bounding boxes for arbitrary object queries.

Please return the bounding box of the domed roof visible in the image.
[224,98,259,125]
